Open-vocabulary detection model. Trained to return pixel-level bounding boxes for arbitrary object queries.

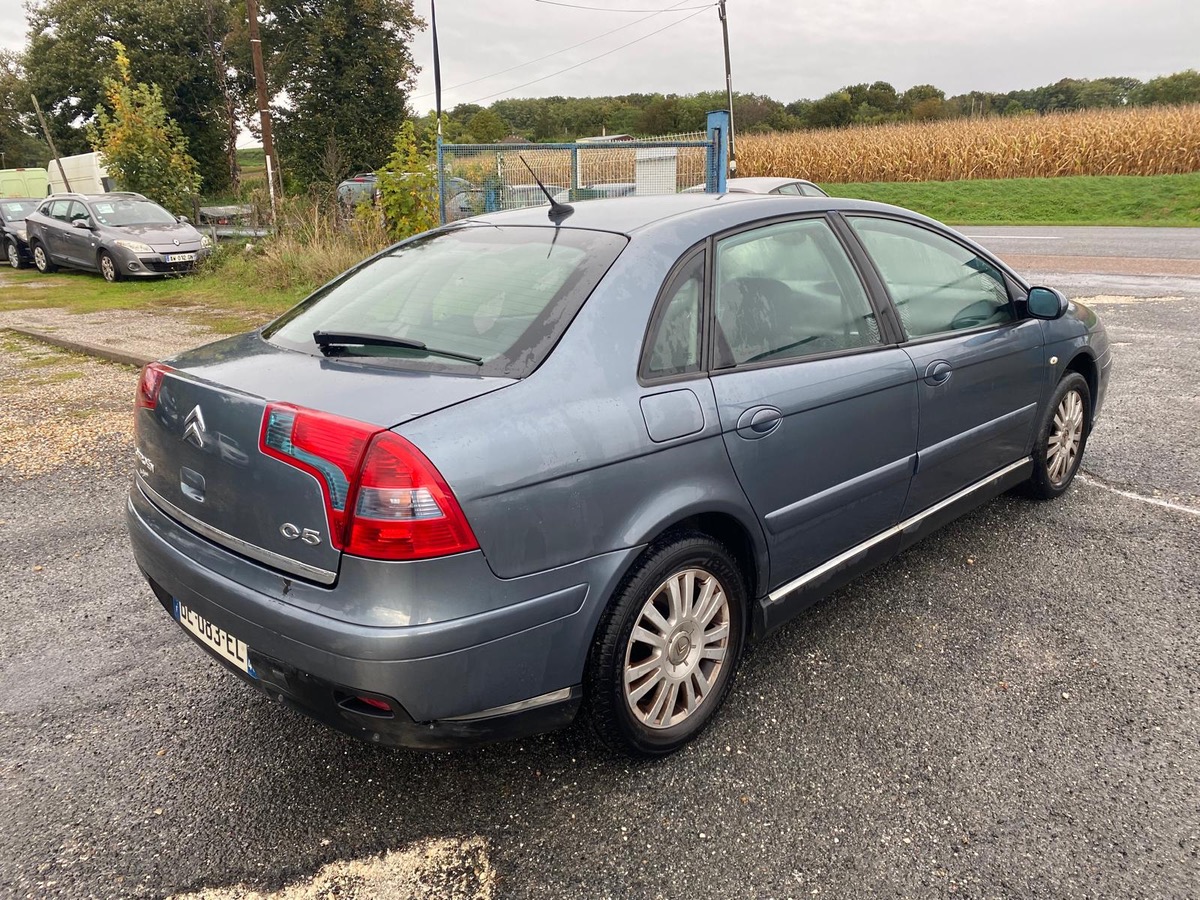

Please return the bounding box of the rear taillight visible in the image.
[137,362,170,409]
[259,403,478,561]
[345,431,479,560]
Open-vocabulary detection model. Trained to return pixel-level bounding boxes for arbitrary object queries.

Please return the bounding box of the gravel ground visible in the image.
[0,306,256,364]
[1,284,1198,899]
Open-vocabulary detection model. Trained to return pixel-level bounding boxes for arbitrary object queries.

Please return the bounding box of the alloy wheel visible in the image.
[33,245,48,271]
[1047,388,1085,485]
[623,567,731,729]
[100,254,117,282]
[7,242,18,268]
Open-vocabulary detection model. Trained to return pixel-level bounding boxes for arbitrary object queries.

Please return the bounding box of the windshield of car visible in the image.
[1,201,36,222]
[264,225,628,377]
[89,199,178,227]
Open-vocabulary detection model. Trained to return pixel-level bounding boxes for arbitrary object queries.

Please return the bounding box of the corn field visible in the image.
[737,105,1200,183]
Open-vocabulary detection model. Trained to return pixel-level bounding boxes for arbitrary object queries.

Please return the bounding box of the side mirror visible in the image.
[177,215,190,224]
[71,218,91,230]
[1026,286,1068,320]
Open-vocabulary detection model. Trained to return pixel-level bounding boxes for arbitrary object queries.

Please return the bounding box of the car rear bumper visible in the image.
[126,482,638,749]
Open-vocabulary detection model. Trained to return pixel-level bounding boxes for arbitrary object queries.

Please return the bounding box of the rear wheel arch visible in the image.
[596,509,765,640]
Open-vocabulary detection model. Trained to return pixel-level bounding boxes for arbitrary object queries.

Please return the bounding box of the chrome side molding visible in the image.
[767,458,1032,605]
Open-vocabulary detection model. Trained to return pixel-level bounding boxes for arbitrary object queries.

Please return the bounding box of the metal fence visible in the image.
[434,110,730,224]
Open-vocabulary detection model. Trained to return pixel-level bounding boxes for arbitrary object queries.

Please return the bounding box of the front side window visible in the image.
[68,201,90,223]
[848,216,1014,339]
[644,252,704,379]
[714,217,881,367]
[266,226,627,378]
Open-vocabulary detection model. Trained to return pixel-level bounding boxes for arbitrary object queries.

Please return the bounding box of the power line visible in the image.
[413,0,696,101]
[534,0,716,10]
[464,5,710,105]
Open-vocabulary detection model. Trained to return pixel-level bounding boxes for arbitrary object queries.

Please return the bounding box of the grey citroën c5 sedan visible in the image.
[127,193,1111,757]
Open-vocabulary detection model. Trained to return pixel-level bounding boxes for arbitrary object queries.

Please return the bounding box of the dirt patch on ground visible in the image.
[0,305,259,362]
[170,837,494,900]
[0,336,137,478]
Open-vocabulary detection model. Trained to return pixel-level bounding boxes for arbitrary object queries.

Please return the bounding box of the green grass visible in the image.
[828,173,1200,226]
[0,265,302,326]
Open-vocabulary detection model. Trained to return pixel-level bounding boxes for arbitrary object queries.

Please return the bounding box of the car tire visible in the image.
[6,239,26,269]
[1023,371,1091,500]
[31,241,56,273]
[98,250,121,283]
[584,532,746,757]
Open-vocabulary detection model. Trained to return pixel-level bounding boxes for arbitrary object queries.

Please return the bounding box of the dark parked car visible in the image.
[25,192,212,282]
[682,176,829,197]
[1,198,39,268]
[127,194,1111,757]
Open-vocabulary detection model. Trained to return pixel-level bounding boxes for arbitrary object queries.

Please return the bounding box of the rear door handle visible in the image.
[924,360,953,386]
[735,406,782,439]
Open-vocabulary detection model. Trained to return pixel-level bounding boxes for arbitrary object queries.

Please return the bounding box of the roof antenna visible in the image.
[519,155,573,223]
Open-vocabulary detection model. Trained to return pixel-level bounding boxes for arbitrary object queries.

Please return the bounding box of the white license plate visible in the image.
[174,599,256,676]
[165,252,197,263]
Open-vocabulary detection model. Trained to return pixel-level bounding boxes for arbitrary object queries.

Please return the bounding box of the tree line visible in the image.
[1,0,421,193]
[0,0,1197,198]
[425,72,1200,144]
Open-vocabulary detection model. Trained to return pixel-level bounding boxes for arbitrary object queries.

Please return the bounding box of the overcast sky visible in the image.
[3,0,1197,113]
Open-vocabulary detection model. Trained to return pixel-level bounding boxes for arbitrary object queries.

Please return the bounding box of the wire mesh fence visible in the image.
[435,127,721,223]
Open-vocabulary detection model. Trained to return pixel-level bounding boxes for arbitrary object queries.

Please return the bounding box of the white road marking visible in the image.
[1078,473,1200,518]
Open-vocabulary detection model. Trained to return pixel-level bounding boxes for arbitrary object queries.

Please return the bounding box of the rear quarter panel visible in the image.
[396,228,768,584]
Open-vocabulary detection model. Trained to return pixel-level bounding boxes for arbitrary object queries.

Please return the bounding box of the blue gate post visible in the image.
[706,110,730,193]
[436,134,447,225]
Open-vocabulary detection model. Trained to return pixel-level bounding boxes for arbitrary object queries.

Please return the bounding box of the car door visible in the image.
[707,215,919,592]
[43,199,73,262]
[844,214,1044,517]
[60,201,95,267]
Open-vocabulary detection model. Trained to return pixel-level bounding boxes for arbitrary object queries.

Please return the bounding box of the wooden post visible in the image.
[246,0,281,220]
[31,94,73,193]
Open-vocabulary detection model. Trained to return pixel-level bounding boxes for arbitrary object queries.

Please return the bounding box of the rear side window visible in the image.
[266,226,627,378]
[714,218,881,367]
[643,252,704,379]
[49,199,71,221]
[848,216,1014,338]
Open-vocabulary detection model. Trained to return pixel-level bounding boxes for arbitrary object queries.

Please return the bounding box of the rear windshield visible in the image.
[264,225,627,377]
[90,199,177,227]
[1,201,36,221]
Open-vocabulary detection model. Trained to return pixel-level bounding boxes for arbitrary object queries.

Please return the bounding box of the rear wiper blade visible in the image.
[312,331,483,364]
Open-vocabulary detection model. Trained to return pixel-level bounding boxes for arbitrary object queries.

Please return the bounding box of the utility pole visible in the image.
[30,94,72,192]
[246,0,280,221]
[717,0,736,174]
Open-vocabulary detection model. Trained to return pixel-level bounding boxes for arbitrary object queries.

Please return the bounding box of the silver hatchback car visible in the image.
[127,194,1110,757]
[25,192,211,281]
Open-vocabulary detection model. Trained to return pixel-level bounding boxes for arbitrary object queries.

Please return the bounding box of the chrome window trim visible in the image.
[136,475,338,585]
[767,457,1032,605]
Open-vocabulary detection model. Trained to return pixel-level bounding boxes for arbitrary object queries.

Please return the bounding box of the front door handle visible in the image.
[735,406,782,439]
[924,360,953,386]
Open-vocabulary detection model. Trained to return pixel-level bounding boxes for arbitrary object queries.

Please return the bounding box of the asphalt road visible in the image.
[2,241,1199,899]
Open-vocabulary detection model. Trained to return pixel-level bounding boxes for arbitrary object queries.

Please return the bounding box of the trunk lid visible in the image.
[135,333,513,583]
